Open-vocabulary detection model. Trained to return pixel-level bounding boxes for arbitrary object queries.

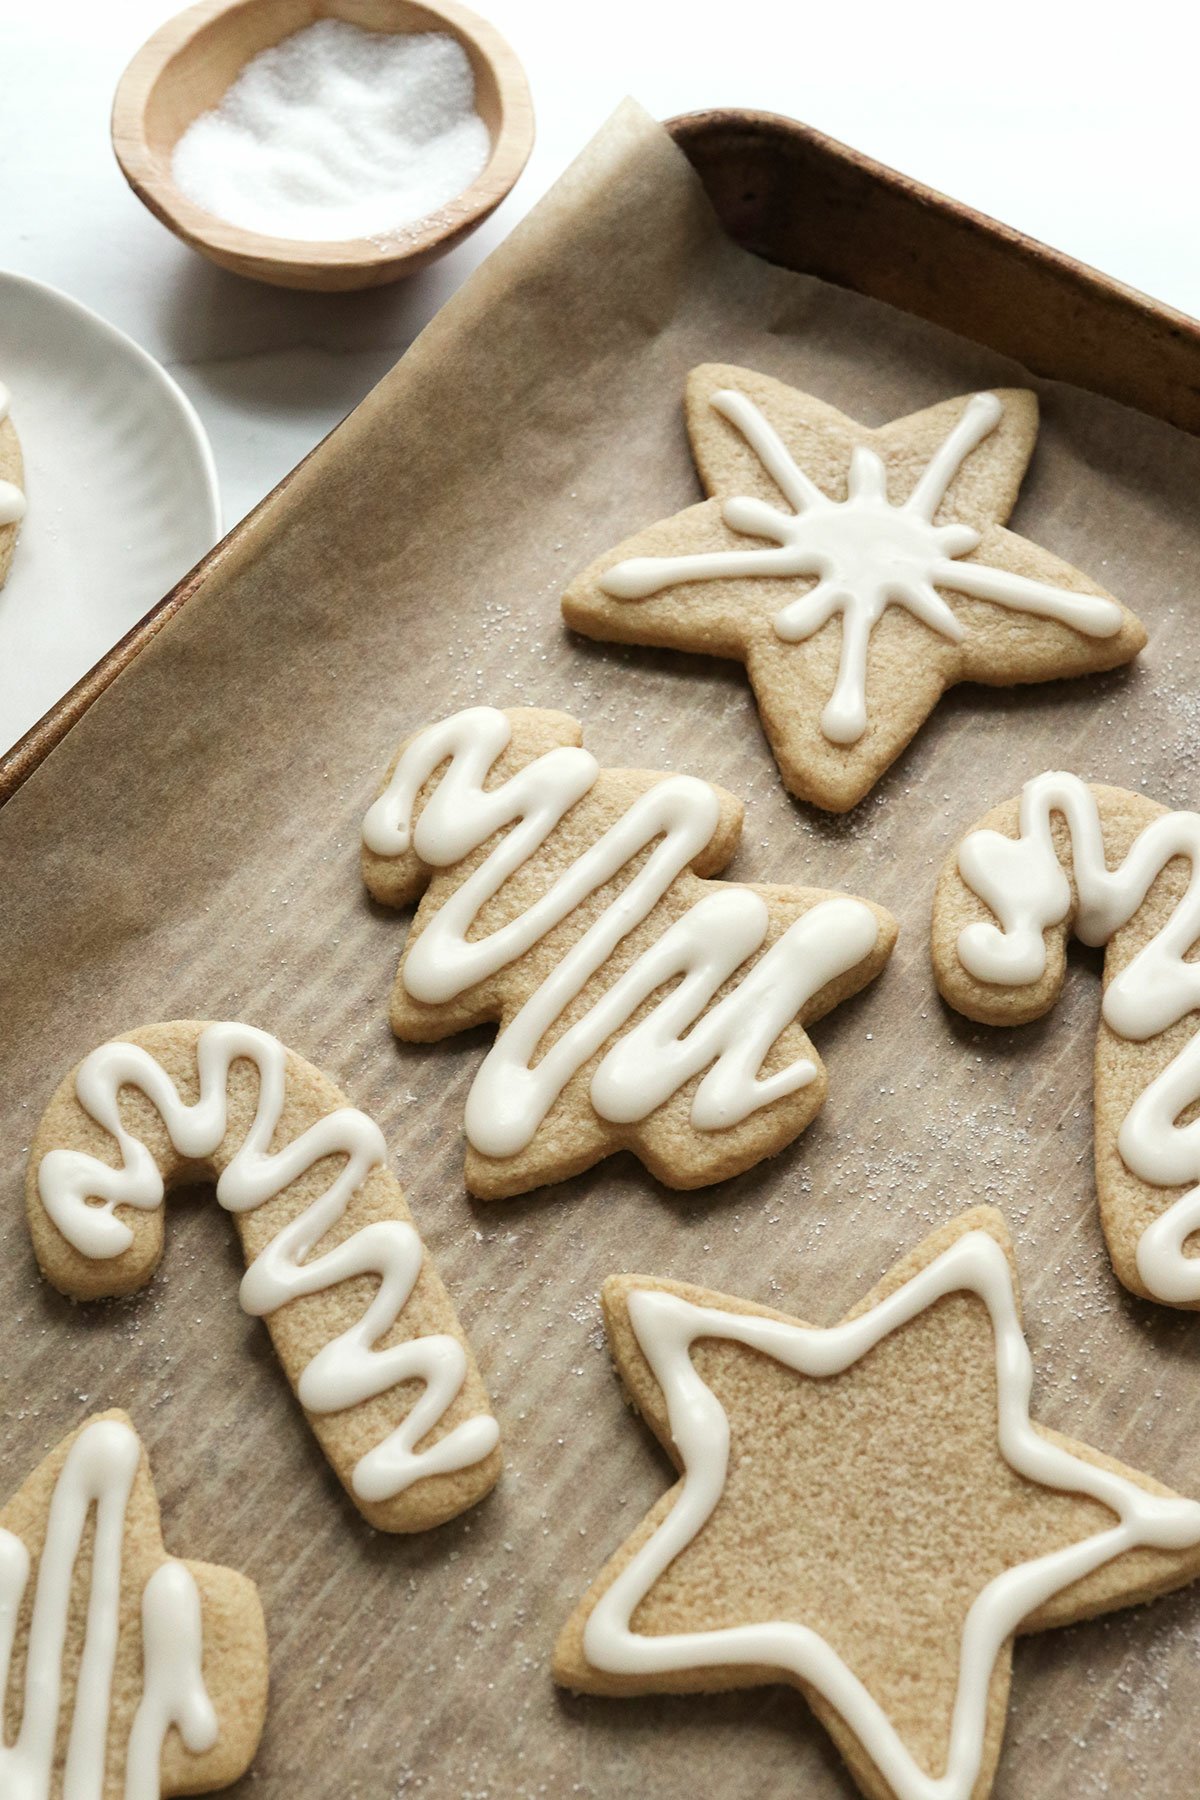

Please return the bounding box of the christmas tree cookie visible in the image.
[0,1412,266,1797]
[362,705,896,1198]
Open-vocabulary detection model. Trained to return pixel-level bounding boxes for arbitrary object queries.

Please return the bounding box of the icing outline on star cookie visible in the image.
[555,1213,1200,1800]
[362,705,897,1196]
[933,771,1200,1307]
[28,1022,501,1531]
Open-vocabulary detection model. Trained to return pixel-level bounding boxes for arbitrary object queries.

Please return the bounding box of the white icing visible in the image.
[0,379,26,527]
[581,1230,1200,1800]
[363,706,880,1158]
[0,1417,216,1800]
[954,771,1200,1304]
[598,389,1123,745]
[36,1024,499,1501]
[126,1563,217,1800]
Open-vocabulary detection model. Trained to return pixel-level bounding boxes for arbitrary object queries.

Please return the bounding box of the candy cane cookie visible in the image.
[362,705,897,1199]
[933,772,1200,1307]
[0,1410,266,1798]
[27,1022,502,1531]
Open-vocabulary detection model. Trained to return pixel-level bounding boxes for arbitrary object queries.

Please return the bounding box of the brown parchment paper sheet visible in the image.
[4,100,1200,1799]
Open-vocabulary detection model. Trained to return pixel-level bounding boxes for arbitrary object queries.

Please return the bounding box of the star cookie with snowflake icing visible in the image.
[554,1209,1200,1800]
[562,368,1146,812]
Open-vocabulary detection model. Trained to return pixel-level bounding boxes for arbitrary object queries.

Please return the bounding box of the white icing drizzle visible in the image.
[0,380,26,527]
[362,706,881,1158]
[0,1417,216,1800]
[954,771,1200,1305]
[582,1231,1200,1800]
[36,1024,500,1502]
[598,389,1123,745]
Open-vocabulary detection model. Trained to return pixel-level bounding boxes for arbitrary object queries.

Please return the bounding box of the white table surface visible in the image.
[2,0,1198,731]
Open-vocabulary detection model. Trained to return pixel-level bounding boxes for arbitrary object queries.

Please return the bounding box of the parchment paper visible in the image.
[5,100,1200,1798]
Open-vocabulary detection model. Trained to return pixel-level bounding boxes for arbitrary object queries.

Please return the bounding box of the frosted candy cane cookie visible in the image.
[0,378,26,587]
[562,368,1145,812]
[0,1410,266,1798]
[933,772,1200,1308]
[554,1209,1200,1800]
[27,1022,502,1532]
[361,705,897,1199]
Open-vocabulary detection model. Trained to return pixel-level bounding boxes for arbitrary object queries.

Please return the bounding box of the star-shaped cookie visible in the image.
[562,368,1146,812]
[554,1209,1200,1800]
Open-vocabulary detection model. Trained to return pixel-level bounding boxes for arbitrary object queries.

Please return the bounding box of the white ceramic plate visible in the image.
[0,272,220,754]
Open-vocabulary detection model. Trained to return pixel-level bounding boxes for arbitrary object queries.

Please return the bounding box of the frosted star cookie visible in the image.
[933,771,1200,1309]
[554,1209,1200,1800]
[0,378,26,588]
[361,704,897,1199]
[27,1021,502,1532]
[562,367,1146,812]
[0,1411,266,1798]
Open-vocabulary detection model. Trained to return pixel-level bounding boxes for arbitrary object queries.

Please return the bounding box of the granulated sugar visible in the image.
[171,20,491,243]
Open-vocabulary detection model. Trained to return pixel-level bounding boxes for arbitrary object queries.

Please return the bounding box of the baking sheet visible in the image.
[4,99,1200,1798]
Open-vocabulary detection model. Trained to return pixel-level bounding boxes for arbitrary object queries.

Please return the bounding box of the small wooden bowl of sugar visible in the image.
[112,0,534,291]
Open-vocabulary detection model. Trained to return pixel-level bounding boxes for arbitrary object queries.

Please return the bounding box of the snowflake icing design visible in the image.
[600,390,1123,745]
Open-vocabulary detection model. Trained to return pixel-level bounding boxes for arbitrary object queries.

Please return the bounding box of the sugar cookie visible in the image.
[27,1021,502,1531]
[0,378,26,589]
[933,770,1200,1307]
[554,1209,1200,1800]
[0,1410,266,1798]
[562,368,1145,812]
[361,705,897,1198]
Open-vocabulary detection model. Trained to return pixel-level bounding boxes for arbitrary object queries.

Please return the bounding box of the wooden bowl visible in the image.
[111,0,534,291]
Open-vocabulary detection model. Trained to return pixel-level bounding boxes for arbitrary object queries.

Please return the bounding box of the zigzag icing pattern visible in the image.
[942,771,1200,1305]
[29,1023,500,1528]
[363,706,893,1190]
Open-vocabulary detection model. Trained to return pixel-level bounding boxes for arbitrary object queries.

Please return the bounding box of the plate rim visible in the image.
[0,266,222,542]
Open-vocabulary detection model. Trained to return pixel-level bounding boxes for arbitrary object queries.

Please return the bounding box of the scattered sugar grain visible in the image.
[171,21,490,242]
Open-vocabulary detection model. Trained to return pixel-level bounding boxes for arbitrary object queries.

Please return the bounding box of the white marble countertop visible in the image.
[2,0,1197,737]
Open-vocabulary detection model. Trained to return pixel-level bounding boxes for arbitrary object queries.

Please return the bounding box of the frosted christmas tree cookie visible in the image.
[0,1411,266,1798]
[934,771,1200,1307]
[0,377,26,587]
[554,1209,1200,1800]
[562,367,1145,811]
[27,1021,502,1532]
[361,705,896,1198]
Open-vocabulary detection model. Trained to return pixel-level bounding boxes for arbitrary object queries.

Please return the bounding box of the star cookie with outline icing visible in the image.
[554,1209,1200,1800]
[562,368,1146,812]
